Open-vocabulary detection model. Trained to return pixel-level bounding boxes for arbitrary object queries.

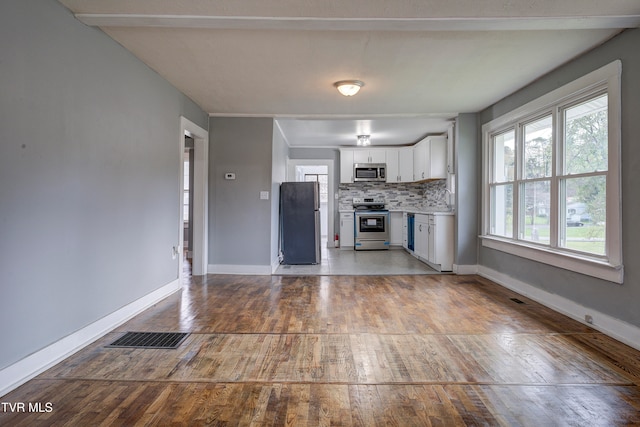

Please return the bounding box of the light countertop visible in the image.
[340,208,455,216]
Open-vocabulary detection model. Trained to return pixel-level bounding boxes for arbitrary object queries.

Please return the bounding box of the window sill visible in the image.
[480,235,623,284]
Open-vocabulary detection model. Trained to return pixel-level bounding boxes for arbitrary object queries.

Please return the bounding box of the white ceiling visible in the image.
[59,0,640,147]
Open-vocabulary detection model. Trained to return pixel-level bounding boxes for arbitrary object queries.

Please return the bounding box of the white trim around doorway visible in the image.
[287,158,336,247]
[179,117,209,277]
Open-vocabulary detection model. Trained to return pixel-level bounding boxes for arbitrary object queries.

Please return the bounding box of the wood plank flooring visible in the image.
[2,274,640,426]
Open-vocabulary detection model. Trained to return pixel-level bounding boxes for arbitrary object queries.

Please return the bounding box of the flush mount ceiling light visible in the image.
[334,80,364,97]
[357,135,370,146]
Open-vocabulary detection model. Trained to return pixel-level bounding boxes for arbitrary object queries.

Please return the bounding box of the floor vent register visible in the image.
[106,332,190,349]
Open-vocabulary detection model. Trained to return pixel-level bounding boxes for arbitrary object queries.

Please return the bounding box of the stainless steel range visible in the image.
[353,198,390,250]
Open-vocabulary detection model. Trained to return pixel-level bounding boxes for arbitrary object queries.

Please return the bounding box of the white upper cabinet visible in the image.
[398,147,414,182]
[413,142,426,182]
[339,149,354,183]
[413,135,447,181]
[354,149,386,164]
[340,137,445,183]
[385,149,399,182]
[447,123,455,175]
[386,147,414,183]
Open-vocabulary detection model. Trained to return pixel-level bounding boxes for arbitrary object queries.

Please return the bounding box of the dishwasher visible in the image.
[407,213,415,251]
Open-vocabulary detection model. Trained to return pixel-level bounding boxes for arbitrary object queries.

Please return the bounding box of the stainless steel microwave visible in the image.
[353,163,386,182]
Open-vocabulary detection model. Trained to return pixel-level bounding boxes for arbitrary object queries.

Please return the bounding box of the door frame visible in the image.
[287,159,335,247]
[179,117,208,277]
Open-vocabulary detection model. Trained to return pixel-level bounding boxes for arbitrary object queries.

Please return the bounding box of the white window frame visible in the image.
[481,60,623,283]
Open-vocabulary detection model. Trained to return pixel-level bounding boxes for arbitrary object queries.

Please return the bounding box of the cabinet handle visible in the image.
[419,224,422,232]
[422,172,425,179]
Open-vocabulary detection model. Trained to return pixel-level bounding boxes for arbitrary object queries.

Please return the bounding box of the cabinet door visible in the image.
[385,148,399,182]
[413,141,427,181]
[447,123,455,174]
[353,150,370,164]
[354,149,386,163]
[340,149,354,183]
[398,147,414,182]
[435,215,454,271]
[414,215,429,260]
[339,212,354,247]
[429,136,448,179]
[427,215,436,263]
[369,149,386,163]
[390,212,403,245]
[402,212,408,249]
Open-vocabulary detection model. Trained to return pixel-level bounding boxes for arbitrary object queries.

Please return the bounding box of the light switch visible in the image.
[260,191,269,200]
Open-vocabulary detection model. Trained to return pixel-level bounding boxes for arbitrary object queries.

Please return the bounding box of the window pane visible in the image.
[519,180,550,244]
[490,184,513,238]
[560,176,606,255]
[564,94,608,175]
[492,130,515,183]
[523,116,552,179]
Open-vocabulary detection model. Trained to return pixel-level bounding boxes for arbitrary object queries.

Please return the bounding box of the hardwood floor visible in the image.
[2,273,640,426]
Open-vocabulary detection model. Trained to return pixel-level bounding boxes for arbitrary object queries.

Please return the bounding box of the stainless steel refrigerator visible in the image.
[280,182,321,264]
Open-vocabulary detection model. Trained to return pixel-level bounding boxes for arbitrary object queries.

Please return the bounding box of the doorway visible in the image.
[179,117,208,278]
[287,159,335,261]
[183,137,194,264]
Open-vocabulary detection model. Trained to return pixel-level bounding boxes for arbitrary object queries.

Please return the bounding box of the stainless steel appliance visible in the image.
[353,163,386,182]
[406,213,415,251]
[280,182,321,264]
[353,197,390,250]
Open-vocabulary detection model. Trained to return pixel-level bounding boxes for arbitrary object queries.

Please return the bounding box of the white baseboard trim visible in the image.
[0,278,181,398]
[453,264,478,275]
[271,258,281,274]
[208,264,272,275]
[477,265,640,352]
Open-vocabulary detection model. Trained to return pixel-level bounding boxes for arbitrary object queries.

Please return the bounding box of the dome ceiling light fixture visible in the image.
[334,80,364,97]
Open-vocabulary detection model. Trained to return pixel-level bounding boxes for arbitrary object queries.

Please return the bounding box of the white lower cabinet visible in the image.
[412,213,453,272]
[402,212,408,249]
[390,212,403,246]
[339,211,354,249]
[414,214,429,260]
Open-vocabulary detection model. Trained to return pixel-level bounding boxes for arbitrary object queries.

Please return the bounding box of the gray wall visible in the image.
[209,117,275,267]
[454,113,479,267]
[0,0,208,369]
[478,28,640,328]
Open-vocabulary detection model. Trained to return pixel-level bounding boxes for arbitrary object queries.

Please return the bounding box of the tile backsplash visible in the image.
[339,180,449,210]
